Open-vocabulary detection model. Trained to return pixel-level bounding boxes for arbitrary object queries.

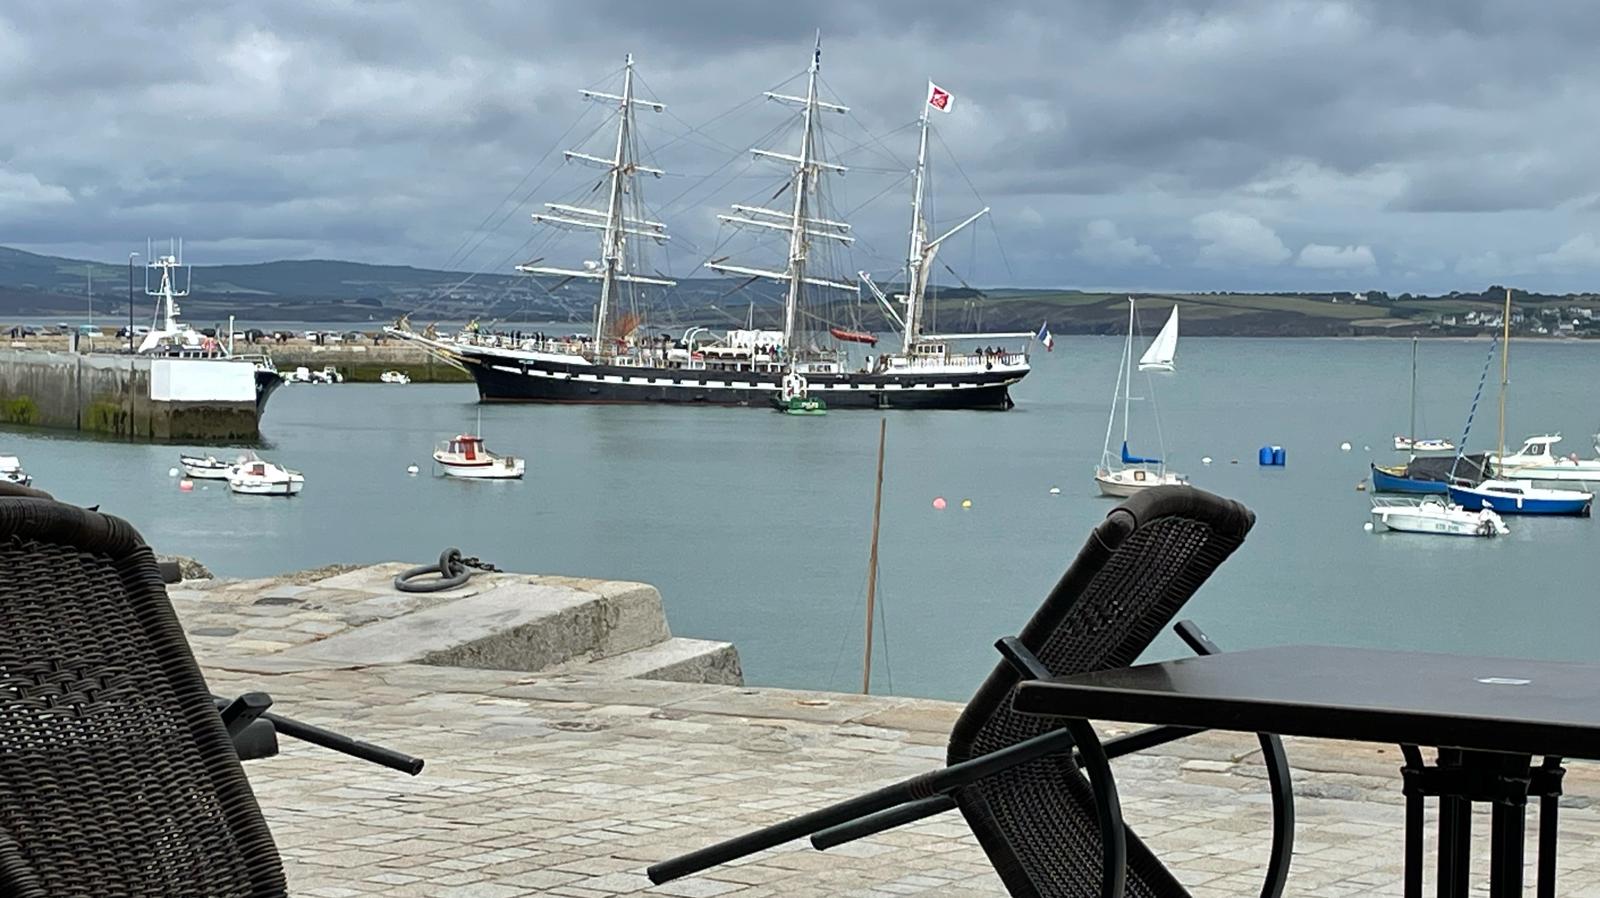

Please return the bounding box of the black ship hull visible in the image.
[254,369,284,416]
[461,353,1022,410]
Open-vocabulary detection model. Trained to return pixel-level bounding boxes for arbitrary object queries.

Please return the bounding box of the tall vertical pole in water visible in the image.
[1498,287,1511,467]
[862,417,887,695]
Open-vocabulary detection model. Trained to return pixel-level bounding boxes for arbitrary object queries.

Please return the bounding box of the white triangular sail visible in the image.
[1138,306,1179,371]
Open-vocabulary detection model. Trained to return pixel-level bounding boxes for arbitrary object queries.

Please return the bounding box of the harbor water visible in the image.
[20,335,1600,700]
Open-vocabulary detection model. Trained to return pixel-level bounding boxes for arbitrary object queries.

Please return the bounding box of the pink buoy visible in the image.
[932,496,947,510]
[178,480,194,492]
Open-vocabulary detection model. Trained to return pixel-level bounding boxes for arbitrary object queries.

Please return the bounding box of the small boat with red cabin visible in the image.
[433,434,525,480]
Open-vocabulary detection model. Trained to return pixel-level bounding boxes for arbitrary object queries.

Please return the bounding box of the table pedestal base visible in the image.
[1401,746,1565,898]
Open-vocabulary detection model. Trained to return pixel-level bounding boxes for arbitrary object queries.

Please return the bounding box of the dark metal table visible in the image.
[1013,645,1600,898]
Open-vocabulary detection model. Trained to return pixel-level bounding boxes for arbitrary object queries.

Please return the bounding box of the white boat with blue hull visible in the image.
[1443,289,1594,517]
[1447,480,1592,517]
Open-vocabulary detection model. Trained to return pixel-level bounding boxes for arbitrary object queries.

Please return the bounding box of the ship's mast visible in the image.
[897,85,987,354]
[782,43,823,347]
[593,56,636,346]
[707,37,854,351]
[1122,298,1134,446]
[902,108,931,354]
[517,55,674,353]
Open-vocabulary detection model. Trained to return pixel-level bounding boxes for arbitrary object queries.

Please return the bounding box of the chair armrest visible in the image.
[995,637,1051,681]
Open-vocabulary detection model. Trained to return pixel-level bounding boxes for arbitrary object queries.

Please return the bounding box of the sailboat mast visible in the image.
[862,417,886,694]
[1122,299,1134,445]
[1498,287,1511,463]
[902,107,931,354]
[782,40,824,351]
[1409,337,1418,444]
[593,55,637,348]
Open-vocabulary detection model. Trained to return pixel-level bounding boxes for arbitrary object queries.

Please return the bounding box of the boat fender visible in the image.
[394,547,502,593]
[986,362,993,371]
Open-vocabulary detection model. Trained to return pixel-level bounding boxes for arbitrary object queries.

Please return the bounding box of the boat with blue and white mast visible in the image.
[1448,288,1592,516]
[1095,298,1186,497]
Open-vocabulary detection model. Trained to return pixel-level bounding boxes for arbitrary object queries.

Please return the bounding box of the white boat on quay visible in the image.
[228,459,304,496]
[433,434,524,480]
[1370,496,1507,537]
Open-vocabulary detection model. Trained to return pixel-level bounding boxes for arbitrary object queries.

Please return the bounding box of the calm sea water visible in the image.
[13,336,1600,700]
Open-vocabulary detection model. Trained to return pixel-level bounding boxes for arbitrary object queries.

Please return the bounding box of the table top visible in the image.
[1013,645,1600,760]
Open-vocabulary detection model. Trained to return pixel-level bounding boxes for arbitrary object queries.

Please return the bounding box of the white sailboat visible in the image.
[1136,305,1178,372]
[1392,338,1455,455]
[1096,298,1186,497]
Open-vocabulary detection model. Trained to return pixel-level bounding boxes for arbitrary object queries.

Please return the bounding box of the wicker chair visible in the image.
[0,487,291,897]
[649,486,1294,898]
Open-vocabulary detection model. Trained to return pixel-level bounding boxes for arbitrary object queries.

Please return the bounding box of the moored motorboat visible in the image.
[1370,496,1507,537]
[228,459,304,496]
[179,454,233,480]
[380,370,412,384]
[1490,434,1600,490]
[771,371,827,415]
[1393,436,1456,455]
[0,455,32,487]
[1447,479,1592,517]
[433,434,525,479]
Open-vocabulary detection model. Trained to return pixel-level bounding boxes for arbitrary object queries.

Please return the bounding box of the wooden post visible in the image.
[863,417,887,694]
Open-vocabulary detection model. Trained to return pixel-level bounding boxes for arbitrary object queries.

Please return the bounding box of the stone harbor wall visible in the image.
[171,562,742,686]
[0,349,260,440]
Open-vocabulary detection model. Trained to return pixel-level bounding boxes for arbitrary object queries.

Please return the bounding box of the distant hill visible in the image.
[4,245,1599,337]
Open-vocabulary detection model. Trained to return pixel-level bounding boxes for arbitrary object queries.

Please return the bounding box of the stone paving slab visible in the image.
[199,654,1600,897]
[179,570,1600,896]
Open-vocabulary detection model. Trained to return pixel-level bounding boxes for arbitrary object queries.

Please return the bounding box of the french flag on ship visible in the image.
[1036,321,1054,351]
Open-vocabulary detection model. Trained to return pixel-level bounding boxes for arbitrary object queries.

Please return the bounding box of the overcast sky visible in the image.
[5,1,1600,293]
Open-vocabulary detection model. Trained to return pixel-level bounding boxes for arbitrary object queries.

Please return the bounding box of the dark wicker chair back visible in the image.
[0,495,286,898]
[948,486,1255,898]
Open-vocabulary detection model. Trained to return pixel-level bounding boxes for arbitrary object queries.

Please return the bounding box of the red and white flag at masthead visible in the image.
[926,81,954,113]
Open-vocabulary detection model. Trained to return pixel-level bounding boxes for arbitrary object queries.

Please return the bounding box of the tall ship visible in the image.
[391,45,1034,409]
[137,244,283,415]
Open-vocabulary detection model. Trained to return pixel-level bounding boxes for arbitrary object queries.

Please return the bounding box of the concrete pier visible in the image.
[0,348,262,440]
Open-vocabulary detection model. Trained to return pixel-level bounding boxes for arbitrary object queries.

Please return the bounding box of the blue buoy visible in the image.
[1259,445,1286,467]
[1258,446,1274,466]
[1272,446,1286,466]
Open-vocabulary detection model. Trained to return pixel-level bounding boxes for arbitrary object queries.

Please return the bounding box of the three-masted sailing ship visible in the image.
[390,44,1033,409]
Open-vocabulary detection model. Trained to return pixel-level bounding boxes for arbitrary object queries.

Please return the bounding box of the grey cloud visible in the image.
[4,0,1600,293]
